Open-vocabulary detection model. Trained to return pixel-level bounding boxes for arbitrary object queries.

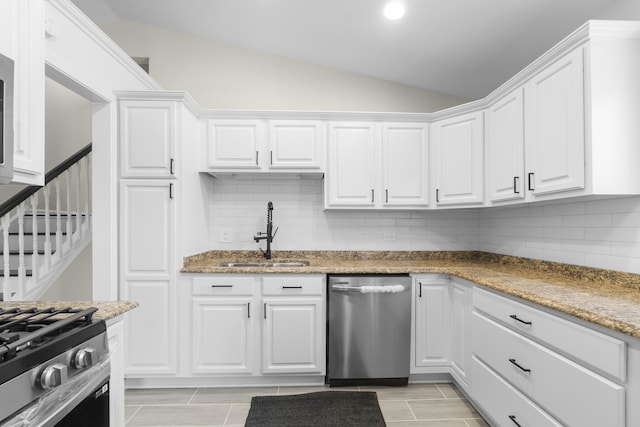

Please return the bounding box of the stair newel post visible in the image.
[30,194,39,282]
[43,185,52,270]
[2,215,10,300]
[55,177,62,257]
[74,161,81,241]
[16,203,26,300]
[65,168,72,251]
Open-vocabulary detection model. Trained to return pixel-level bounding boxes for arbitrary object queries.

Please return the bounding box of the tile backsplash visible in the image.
[209,177,640,274]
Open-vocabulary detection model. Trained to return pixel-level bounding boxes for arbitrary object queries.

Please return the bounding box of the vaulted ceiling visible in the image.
[72,0,626,100]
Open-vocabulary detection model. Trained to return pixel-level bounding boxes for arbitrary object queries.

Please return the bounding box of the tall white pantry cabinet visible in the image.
[118,93,188,376]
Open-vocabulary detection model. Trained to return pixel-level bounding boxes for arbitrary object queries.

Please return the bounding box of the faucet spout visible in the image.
[254,201,276,259]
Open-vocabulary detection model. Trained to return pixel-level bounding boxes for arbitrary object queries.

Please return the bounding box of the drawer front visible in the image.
[472,311,625,427]
[471,356,562,427]
[473,287,626,381]
[192,275,256,296]
[262,275,325,296]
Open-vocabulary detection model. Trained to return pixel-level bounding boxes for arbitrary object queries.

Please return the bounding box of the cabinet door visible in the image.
[433,112,484,206]
[206,119,262,169]
[487,89,525,203]
[525,47,585,196]
[262,297,325,374]
[268,120,323,170]
[120,180,175,375]
[120,181,174,278]
[325,122,377,207]
[119,100,176,178]
[123,280,175,374]
[450,279,471,388]
[414,277,450,369]
[382,123,429,207]
[192,297,254,374]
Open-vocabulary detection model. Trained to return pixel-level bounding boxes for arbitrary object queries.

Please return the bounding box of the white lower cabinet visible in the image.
[190,274,325,378]
[412,275,450,370]
[471,355,562,427]
[449,278,471,388]
[471,287,626,427]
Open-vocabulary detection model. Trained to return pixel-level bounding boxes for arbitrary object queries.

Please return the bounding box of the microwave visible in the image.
[0,52,14,184]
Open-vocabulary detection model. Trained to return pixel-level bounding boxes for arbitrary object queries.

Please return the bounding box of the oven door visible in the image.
[3,358,110,427]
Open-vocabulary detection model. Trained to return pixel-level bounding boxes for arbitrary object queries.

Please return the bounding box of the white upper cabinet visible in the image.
[524,47,585,196]
[486,88,525,203]
[325,121,429,209]
[119,99,177,179]
[268,120,324,170]
[203,119,324,173]
[382,123,429,207]
[205,119,263,170]
[432,111,484,206]
[325,122,377,208]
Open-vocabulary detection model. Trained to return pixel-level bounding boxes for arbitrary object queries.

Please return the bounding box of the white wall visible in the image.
[96,20,468,113]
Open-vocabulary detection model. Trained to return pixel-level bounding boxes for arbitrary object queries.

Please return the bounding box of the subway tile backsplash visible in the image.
[209,177,640,274]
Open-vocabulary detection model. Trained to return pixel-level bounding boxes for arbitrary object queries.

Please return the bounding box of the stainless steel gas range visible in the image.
[0,307,110,426]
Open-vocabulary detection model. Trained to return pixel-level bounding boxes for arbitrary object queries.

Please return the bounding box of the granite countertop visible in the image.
[0,300,138,321]
[182,250,640,339]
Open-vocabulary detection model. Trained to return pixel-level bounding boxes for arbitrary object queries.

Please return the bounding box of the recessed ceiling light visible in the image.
[384,2,405,20]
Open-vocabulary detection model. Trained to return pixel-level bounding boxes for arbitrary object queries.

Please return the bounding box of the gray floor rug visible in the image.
[244,391,386,426]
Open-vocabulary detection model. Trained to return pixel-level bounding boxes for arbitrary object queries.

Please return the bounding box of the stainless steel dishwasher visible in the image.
[327,275,412,387]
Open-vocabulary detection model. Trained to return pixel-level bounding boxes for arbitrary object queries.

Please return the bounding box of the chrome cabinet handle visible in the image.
[169,183,174,199]
[282,286,302,289]
[436,189,440,203]
[247,302,251,318]
[256,151,259,165]
[170,158,175,175]
[371,189,375,203]
[385,189,389,203]
[211,285,232,288]
[528,172,535,191]
[510,314,532,325]
[513,176,519,194]
[509,358,531,373]
[419,282,422,298]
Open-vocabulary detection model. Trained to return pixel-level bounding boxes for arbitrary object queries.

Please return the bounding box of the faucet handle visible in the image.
[272,227,279,239]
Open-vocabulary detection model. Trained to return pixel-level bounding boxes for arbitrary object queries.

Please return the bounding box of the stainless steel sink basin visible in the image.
[217,260,309,268]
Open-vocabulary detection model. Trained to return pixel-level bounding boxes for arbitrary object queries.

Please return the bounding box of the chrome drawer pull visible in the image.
[211,285,233,288]
[509,314,532,325]
[509,358,531,373]
[508,415,522,427]
[282,286,302,289]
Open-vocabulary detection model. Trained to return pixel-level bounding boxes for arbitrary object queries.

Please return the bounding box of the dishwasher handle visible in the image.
[331,284,408,293]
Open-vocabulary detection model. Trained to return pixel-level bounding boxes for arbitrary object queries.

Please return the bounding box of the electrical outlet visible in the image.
[383,232,396,241]
[219,229,233,243]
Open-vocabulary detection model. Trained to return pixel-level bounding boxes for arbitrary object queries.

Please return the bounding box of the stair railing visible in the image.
[0,144,92,300]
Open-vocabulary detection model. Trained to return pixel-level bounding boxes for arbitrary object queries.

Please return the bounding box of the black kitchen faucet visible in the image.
[254,201,278,259]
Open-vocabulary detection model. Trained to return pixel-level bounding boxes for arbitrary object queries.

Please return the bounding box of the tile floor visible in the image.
[125,383,489,426]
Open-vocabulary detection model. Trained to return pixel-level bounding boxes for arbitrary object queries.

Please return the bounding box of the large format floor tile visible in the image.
[124,383,489,426]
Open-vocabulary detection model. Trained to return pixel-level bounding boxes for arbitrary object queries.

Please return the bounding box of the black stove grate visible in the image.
[0,307,98,362]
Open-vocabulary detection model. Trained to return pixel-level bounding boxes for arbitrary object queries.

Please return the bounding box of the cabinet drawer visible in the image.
[473,287,625,381]
[471,356,562,427]
[262,275,325,296]
[192,275,256,296]
[472,311,625,427]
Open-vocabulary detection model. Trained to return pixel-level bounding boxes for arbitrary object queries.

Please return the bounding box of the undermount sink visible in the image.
[217,260,310,268]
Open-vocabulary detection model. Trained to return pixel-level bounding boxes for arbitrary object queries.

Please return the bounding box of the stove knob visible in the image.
[40,363,68,389]
[73,347,98,369]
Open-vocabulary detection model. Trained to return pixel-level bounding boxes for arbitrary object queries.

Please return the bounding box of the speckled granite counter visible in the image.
[182,250,640,339]
[0,300,138,321]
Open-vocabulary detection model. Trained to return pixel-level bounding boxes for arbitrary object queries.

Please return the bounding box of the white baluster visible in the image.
[85,154,91,230]
[75,161,81,240]
[43,185,52,270]
[55,177,62,257]
[2,215,10,301]
[65,169,72,251]
[30,194,39,283]
[17,203,25,300]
